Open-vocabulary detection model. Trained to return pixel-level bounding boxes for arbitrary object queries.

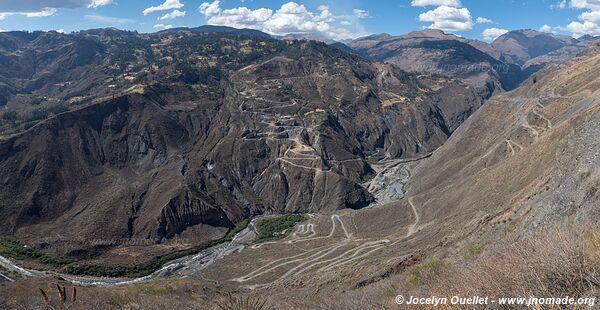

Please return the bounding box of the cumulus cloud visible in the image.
[199,1,222,16]
[418,5,473,32]
[89,0,112,8]
[413,0,478,32]
[159,10,186,20]
[143,0,184,15]
[411,0,462,8]
[197,1,366,41]
[565,20,600,36]
[570,0,600,10]
[23,8,57,17]
[482,28,508,41]
[539,24,554,32]
[549,0,600,36]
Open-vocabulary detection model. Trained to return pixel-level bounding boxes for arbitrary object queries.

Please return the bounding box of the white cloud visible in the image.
[199,0,222,16]
[84,14,136,24]
[0,0,113,19]
[23,8,57,17]
[353,9,370,19]
[539,24,554,32]
[88,0,112,8]
[411,0,462,8]
[548,0,600,36]
[159,10,186,20]
[154,23,174,30]
[0,8,58,19]
[418,5,473,32]
[143,0,184,15]
[0,13,14,20]
[570,0,600,10]
[197,1,365,41]
[566,20,600,36]
[55,29,65,33]
[0,28,6,32]
[476,17,493,24]
[340,21,352,26]
[482,28,508,41]
[0,1,111,11]
[581,10,600,22]
[412,0,475,33]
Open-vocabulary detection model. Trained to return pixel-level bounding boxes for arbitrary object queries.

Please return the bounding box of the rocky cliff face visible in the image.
[0,31,481,256]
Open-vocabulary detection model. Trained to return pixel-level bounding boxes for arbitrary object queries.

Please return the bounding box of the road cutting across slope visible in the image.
[234,193,422,288]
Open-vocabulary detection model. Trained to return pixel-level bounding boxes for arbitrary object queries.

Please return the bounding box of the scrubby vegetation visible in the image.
[5,224,600,309]
[255,214,308,242]
[216,293,272,310]
[407,259,444,286]
[0,236,75,267]
[424,226,600,308]
[0,219,250,278]
[38,284,78,309]
[309,224,600,309]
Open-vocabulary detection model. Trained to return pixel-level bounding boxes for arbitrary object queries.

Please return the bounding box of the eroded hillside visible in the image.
[0,30,481,264]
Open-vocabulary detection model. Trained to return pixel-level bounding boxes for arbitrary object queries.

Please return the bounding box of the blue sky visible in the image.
[0,0,598,41]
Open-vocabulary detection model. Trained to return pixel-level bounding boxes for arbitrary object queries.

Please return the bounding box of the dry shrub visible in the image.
[215,293,272,310]
[421,225,600,309]
[310,224,600,309]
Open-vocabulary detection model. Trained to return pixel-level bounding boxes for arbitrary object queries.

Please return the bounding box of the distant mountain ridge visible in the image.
[347,29,594,98]
[348,29,522,99]
[159,25,272,38]
[491,29,579,65]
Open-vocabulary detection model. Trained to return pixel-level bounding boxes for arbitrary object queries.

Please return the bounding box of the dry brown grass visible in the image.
[215,293,273,310]
[0,278,215,310]
[422,226,600,309]
[308,224,600,309]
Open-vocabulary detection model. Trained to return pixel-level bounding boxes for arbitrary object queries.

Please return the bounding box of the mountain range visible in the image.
[0,28,481,259]
[0,24,599,309]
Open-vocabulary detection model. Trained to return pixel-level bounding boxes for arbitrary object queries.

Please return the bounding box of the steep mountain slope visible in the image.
[349,29,523,99]
[490,29,597,79]
[409,39,600,247]
[491,29,580,66]
[1,34,599,310]
[0,31,481,259]
[177,39,600,307]
[0,28,273,136]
